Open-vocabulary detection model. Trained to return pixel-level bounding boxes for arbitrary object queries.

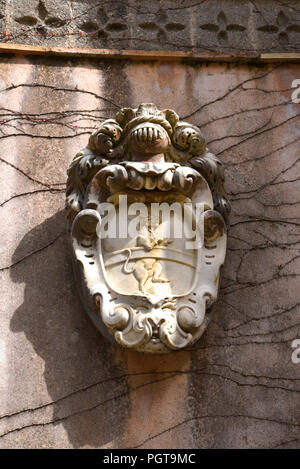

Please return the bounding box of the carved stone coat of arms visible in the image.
[66,103,230,353]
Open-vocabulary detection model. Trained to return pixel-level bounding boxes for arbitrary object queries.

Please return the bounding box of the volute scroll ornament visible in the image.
[66,103,230,353]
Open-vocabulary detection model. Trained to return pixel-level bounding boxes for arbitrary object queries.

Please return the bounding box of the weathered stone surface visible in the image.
[0,0,299,52]
[71,0,131,49]
[135,3,190,51]
[66,103,228,353]
[0,56,299,448]
[194,0,251,51]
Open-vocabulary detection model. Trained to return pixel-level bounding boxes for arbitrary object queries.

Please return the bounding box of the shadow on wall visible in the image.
[9,210,129,448]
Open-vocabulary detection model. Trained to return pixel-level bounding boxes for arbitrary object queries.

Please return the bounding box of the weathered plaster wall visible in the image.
[0,56,299,449]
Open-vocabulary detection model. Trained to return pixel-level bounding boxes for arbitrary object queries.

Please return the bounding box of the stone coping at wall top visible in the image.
[0,43,300,63]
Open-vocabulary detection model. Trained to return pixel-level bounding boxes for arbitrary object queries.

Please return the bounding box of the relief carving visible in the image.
[66,103,230,353]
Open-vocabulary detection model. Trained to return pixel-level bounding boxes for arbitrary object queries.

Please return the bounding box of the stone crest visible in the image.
[66,103,230,353]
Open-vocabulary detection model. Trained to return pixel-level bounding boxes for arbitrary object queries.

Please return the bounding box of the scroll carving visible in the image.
[66,103,230,353]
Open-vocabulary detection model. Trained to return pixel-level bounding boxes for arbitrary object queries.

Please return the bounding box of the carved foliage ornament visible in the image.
[66,103,230,353]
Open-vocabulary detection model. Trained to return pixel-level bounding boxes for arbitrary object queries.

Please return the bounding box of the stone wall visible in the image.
[0,0,299,53]
[0,0,299,451]
[0,54,299,449]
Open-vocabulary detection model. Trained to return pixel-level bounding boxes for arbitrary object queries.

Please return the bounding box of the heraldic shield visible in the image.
[66,103,230,353]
